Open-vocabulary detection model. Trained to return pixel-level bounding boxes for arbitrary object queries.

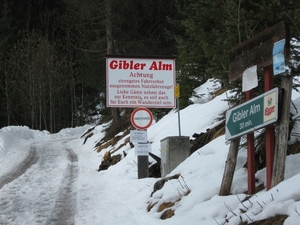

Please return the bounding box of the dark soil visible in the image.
[239,214,288,225]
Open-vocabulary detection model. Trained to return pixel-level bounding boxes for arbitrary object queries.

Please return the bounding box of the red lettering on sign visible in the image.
[264,106,275,116]
[149,61,172,70]
[109,60,146,70]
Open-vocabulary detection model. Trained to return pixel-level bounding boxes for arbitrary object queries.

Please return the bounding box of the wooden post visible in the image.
[246,90,256,194]
[265,125,275,190]
[264,65,275,190]
[219,137,240,196]
[271,75,293,187]
[219,90,255,195]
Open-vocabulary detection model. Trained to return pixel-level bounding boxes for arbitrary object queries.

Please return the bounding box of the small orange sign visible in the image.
[175,84,180,98]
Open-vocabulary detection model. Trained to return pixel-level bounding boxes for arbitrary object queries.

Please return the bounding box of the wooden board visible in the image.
[229,21,289,81]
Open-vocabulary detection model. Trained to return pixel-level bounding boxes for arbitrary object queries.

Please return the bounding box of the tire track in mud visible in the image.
[0,148,39,189]
[47,148,78,225]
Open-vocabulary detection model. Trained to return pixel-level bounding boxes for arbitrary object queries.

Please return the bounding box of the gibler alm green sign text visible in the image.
[226,88,278,140]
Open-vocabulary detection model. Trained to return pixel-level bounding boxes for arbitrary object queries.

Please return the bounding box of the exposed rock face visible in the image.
[98,151,122,171]
[150,174,180,197]
[190,121,225,154]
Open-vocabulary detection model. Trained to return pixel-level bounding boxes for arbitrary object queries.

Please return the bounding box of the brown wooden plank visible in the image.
[229,21,289,81]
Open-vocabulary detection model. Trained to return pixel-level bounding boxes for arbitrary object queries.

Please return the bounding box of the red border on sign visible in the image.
[106,55,176,108]
[131,108,153,130]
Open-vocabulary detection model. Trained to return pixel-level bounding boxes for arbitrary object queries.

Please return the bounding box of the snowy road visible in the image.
[0,140,78,225]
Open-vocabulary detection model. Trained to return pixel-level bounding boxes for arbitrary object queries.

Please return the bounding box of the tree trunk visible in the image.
[49,80,53,133]
[66,24,76,127]
[105,0,121,128]
[4,64,11,126]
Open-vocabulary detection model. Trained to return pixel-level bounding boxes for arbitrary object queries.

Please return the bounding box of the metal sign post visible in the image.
[175,84,181,136]
[136,141,150,179]
[106,55,176,179]
[130,129,150,179]
[130,108,153,179]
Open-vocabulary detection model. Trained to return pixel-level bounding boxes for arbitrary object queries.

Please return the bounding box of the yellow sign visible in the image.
[175,84,180,98]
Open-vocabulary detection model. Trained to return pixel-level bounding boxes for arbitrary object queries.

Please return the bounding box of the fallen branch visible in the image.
[236,194,249,210]
[224,202,237,216]
[256,201,263,209]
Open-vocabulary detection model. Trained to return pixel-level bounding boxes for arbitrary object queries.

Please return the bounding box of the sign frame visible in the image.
[106,55,176,108]
[225,88,279,140]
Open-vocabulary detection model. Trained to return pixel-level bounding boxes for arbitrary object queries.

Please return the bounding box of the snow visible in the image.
[1,79,300,224]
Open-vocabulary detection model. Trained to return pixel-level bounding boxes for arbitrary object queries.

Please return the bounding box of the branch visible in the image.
[236,194,249,210]
[244,212,254,222]
[295,207,300,216]
[213,217,223,225]
[256,201,263,208]
[224,202,237,216]
[180,175,191,192]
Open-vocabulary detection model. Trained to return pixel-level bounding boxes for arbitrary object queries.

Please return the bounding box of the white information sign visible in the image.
[135,143,151,156]
[130,130,147,143]
[106,56,176,108]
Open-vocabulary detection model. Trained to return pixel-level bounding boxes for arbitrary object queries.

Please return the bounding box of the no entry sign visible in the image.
[131,108,153,130]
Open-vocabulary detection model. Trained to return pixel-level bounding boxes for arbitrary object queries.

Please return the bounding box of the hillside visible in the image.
[79,79,300,224]
[1,79,300,224]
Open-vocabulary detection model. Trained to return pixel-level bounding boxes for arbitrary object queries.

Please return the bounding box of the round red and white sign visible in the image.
[131,108,153,130]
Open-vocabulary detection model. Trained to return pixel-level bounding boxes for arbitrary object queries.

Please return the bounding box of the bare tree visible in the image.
[105,0,121,133]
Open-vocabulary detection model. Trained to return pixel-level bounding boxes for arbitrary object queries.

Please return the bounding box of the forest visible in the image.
[0,0,299,133]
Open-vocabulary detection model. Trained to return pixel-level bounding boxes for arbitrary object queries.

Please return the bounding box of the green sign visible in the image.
[225,88,279,140]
